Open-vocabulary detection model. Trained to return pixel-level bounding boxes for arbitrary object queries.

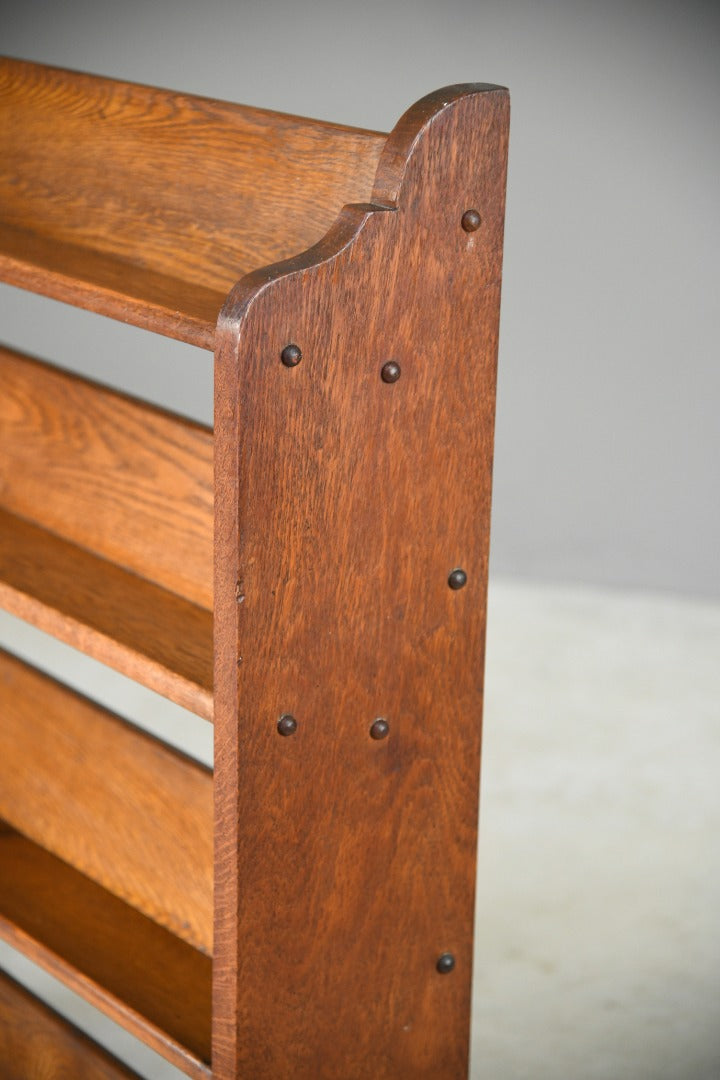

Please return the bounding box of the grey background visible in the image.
[2,0,718,599]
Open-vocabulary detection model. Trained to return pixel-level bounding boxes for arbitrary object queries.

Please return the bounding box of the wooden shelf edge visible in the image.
[0,575,213,720]
[0,647,213,954]
[0,509,213,721]
[0,969,143,1080]
[0,827,211,1079]
[0,343,213,611]
[0,223,222,350]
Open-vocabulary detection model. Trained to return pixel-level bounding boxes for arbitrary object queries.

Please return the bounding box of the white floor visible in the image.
[1,580,719,1078]
[472,581,720,1080]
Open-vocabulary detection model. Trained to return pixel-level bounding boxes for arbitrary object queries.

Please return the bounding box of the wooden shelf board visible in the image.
[0,970,142,1080]
[0,826,211,1079]
[0,222,224,350]
[0,344,213,610]
[0,59,387,349]
[0,509,213,720]
[0,648,213,954]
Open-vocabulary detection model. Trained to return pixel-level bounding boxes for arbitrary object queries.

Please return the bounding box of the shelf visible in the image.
[0,58,386,348]
[0,345,213,715]
[0,971,142,1080]
[0,222,225,349]
[0,346,213,610]
[0,825,212,1078]
[0,648,212,953]
[0,509,213,719]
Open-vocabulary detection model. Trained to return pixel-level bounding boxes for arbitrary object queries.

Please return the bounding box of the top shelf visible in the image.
[0,58,386,348]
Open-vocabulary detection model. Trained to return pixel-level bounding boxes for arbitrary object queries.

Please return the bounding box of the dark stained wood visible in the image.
[214,84,509,1078]
[0,971,142,1080]
[0,648,212,953]
[0,509,213,719]
[0,58,386,345]
[0,345,213,609]
[0,825,211,1078]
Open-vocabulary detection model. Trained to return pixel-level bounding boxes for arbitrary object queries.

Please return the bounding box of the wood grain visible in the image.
[0,345,213,608]
[0,508,213,719]
[0,648,212,953]
[0,971,142,1080]
[1,63,509,1076]
[0,221,225,349]
[214,84,509,1078]
[0,58,386,344]
[0,825,211,1078]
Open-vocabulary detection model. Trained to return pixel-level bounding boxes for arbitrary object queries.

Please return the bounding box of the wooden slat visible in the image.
[0,58,386,344]
[0,826,211,1079]
[0,345,213,609]
[0,970,142,1080]
[0,221,224,349]
[0,509,213,719]
[0,648,212,953]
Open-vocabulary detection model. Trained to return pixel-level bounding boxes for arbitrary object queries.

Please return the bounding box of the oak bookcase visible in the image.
[0,58,509,1078]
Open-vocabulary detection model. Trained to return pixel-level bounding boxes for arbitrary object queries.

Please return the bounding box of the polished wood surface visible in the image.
[0,508,213,718]
[0,221,225,349]
[0,58,385,346]
[1,62,509,1077]
[0,825,211,1078]
[214,84,508,1078]
[0,971,142,1080]
[0,345,213,608]
[0,648,212,953]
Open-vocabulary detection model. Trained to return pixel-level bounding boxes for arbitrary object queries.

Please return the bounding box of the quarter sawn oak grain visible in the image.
[0,58,386,346]
[214,84,509,1079]
[0,508,213,718]
[0,648,212,953]
[0,345,213,608]
[0,221,226,349]
[0,826,212,1078]
[0,64,509,1079]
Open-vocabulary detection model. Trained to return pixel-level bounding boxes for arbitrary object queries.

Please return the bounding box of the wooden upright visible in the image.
[0,58,509,1078]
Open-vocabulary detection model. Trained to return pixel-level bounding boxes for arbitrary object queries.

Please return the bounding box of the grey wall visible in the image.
[2,0,719,598]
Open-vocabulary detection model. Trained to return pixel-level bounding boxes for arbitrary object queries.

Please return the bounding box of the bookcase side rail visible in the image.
[214,83,509,1079]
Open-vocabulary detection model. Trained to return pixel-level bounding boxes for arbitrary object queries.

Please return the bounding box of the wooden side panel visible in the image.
[0,347,213,608]
[0,649,212,953]
[0,509,213,719]
[214,86,509,1077]
[0,58,386,294]
[0,826,211,1078]
[0,971,142,1080]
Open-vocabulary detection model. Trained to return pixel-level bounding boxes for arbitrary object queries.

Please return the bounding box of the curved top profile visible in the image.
[219,81,509,330]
